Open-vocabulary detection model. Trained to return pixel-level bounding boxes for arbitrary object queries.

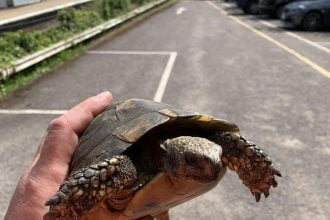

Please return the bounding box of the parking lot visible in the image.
[221,1,330,49]
[214,0,330,75]
[0,0,329,219]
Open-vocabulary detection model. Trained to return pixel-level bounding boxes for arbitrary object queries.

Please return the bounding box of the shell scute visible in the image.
[115,99,172,122]
[158,108,200,118]
[113,112,170,143]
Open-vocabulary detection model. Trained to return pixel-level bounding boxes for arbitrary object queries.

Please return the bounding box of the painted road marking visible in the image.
[223,3,233,8]
[0,109,67,115]
[0,50,178,114]
[259,20,277,28]
[87,50,174,55]
[317,42,330,46]
[260,21,330,54]
[153,52,177,102]
[88,50,178,102]
[207,1,330,78]
[176,7,187,15]
[211,2,227,15]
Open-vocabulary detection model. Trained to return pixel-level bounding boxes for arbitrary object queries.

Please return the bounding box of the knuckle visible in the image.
[48,117,68,131]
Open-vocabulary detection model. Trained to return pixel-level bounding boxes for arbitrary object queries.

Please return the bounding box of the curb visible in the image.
[0,0,92,27]
[0,0,168,80]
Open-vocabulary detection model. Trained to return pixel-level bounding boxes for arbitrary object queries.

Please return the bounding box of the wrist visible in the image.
[5,169,53,220]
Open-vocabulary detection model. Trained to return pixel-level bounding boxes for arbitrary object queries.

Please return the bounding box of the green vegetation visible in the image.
[131,0,153,5]
[0,0,153,69]
[0,0,174,98]
[0,45,87,98]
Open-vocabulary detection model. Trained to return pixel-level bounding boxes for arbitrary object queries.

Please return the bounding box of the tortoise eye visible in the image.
[224,136,231,143]
[184,154,201,167]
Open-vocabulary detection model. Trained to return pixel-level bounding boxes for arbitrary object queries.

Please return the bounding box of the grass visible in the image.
[0,0,177,99]
[0,45,87,98]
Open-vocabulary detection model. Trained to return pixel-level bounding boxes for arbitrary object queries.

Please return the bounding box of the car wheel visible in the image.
[302,12,322,31]
[244,0,259,14]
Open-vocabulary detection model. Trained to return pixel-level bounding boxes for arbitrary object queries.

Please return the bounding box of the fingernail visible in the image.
[96,91,112,99]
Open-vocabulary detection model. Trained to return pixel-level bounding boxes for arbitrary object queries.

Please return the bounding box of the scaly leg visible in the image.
[214,132,281,202]
[45,155,137,219]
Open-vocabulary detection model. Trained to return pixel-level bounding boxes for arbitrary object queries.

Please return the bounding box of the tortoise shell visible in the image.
[47,99,281,219]
[71,98,239,172]
[69,99,240,218]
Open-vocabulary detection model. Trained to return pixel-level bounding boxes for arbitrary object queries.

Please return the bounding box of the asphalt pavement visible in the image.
[0,0,329,219]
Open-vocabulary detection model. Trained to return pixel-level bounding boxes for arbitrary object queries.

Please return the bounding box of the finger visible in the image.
[33,92,112,180]
[33,91,112,165]
[32,123,78,183]
[63,91,112,135]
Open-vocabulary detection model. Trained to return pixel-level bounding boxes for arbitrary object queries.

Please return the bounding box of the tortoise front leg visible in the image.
[45,155,137,219]
[214,132,281,202]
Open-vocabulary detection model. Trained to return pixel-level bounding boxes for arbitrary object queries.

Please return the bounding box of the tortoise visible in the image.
[46,98,281,219]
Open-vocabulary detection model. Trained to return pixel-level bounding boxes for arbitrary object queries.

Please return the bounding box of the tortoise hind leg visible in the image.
[45,155,137,219]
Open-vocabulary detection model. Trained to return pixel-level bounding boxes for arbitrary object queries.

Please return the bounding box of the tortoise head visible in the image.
[214,132,281,202]
[161,136,223,183]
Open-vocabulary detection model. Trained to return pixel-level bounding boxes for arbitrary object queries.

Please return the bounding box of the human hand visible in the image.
[5,91,113,220]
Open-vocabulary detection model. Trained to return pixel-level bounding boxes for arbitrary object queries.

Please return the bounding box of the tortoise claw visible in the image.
[255,193,261,202]
[264,190,269,198]
[271,179,278,188]
[45,195,61,206]
[272,168,282,177]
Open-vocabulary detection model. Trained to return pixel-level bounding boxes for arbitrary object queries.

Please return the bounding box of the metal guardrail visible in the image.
[0,0,92,27]
[0,0,168,79]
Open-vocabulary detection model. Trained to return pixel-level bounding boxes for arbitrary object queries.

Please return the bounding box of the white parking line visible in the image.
[217,2,330,54]
[260,21,330,54]
[208,1,330,78]
[176,7,187,15]
[87,50,174,55]
[153,52,177,102]
[0,109,67,115]
[317,42,330,46]
[222,3,233,9]
[0,50,178,115]
[88,50,178,102]
[259,20,276,28]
